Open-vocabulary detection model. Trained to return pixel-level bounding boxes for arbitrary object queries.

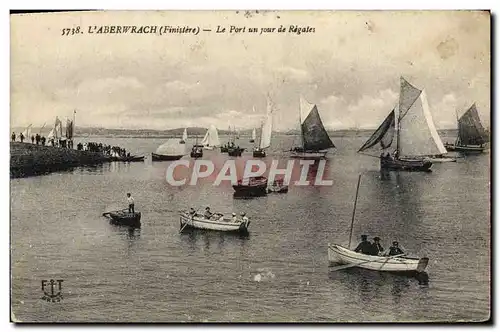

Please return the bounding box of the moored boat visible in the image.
[328,244,429,273]
[266,179,288,193]
[151,153,183,161]
[290,97,335,159]
[179,211,250,234]
[179,128,188,144]
[233,176,268,196]
[227,147,244,156]
[111,155,145,162]
[103,209,141,228]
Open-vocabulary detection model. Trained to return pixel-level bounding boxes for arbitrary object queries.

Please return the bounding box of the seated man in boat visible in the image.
[241,212,249,224]
[127,193,135,214]
[371,237,384,256]
[189,208,196,216]
[232,213,238,223]
[354,235,373,255]
[204,207,213,219]
[385,241,404,256]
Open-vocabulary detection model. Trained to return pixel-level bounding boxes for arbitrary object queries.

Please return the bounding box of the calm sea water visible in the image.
[10,134,490,322]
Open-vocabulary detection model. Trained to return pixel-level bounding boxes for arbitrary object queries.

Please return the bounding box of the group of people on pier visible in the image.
[77,142,130,157]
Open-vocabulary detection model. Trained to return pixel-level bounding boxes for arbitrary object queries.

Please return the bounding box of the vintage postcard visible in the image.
[10,10,490,323]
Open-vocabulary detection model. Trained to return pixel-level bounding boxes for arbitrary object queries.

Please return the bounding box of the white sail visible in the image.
[252,128,256,140]
[47,128,55,139]
[398,88,447,157]
[201,125,220,147]
[260,101,273,149]
[22,124,32,138]
[420,90,447,154]
[299,96,314,124]
[182,128,188,141]
[156,139,186,155]
[200,129,210,145]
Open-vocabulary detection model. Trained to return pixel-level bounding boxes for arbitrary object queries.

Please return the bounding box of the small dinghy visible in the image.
[266,179,288,193]
[103,209,141,228]
[328,244,428,273]
[179,211,250,234]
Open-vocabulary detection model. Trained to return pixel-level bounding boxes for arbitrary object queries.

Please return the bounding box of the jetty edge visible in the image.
[10,142,113,178]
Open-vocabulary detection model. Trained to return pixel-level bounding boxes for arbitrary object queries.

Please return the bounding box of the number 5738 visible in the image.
[61,26,82,36]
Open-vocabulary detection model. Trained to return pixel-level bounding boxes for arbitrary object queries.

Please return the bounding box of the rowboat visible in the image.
[111,155,145,162]
[151,152,183,161]
[103,209,141,228]
[227,147,244,156]
[328,244,429,273]
[233,176,268,196]
[328,173,430,276]
[179,211,250,234]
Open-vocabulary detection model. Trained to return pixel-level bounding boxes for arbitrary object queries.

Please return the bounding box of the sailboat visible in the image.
[444,103,489,153]
[200,125,221,150]
[253,101,273,158]
[250,128,256,143]
[328,174,429,275]
[21,124,32,141]
[290,96,335,159]
[358,77,447,171]
[179,128,188,144]
[152,138,186,161]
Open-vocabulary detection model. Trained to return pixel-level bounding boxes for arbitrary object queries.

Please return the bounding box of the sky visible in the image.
[10,10,490,131]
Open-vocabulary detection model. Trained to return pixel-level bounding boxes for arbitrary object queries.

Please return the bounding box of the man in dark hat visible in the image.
[354,235,373,255]
[387,241,404,256]
[204,207,212,219]
[371,237,384,256]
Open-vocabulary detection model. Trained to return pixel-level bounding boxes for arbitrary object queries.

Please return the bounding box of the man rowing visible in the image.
[354,235,373,255]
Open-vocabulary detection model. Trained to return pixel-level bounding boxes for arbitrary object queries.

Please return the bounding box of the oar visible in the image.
[329,253,406,272]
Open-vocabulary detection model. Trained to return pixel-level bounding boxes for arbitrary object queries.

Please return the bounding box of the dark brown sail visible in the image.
[301,104,335,151]
[358,110,395,152]
[458,104,489,145]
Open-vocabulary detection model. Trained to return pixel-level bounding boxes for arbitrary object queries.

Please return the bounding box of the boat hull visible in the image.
[220,147,229,153]
[227,147,244,156]
[380,157,432,172]
[179,213,250,234]
[110,156,145,162]
[252,149,266,158]
[151,153,184,161]
[103,210,141,228]
[445,143,486,154]
[190,151,203,158]
[290,150,328,159]
[328,244,428,273]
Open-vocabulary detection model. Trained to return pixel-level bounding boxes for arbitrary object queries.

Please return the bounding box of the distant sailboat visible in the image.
[445,104,489,154]
[253,100,273,158]
[358,77,441,171]
[180,128,188,144]
[290,96,335,159]
[200,125,220,150]
[250,128,256,143]
[152,138,186,161]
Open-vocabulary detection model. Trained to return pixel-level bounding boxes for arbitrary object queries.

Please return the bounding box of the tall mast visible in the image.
[298,98,304,149]
[348,174,362,248]
[395,103,400,157]
[454,109,460,145]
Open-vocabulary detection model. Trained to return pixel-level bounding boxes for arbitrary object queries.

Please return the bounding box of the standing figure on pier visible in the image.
[31,135,35,144]
[11,132,15,141]
[19,133,24,143]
